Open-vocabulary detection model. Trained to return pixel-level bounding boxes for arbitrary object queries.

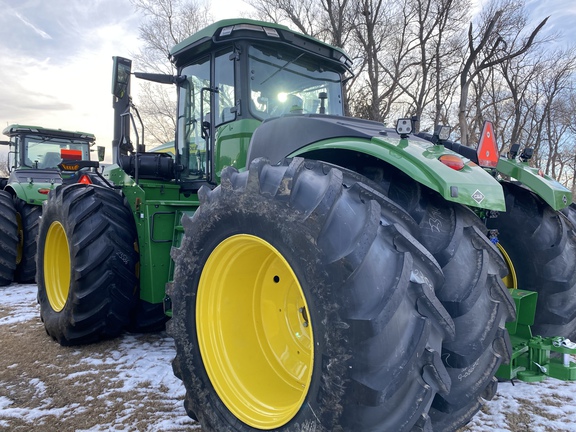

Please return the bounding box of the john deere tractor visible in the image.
[0,124,100,286]
[35,18,572,431]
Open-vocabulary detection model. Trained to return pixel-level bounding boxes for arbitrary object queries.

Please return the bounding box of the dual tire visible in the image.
[168,158,508,431]
[36,184,138,345]
[488,182,576,339]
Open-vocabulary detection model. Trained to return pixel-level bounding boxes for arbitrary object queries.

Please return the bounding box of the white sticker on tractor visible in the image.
[472,189,485,204]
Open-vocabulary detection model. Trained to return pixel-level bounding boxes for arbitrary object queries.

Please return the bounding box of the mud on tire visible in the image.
[169,158,456,432]
[36,184,138,345]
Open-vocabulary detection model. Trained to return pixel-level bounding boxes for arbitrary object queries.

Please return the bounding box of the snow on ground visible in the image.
[2,284,576,431]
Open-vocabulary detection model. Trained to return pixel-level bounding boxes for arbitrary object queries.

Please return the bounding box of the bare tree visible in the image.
[130,0,213,145]
[0,152,9,178]
[457,0,547,145]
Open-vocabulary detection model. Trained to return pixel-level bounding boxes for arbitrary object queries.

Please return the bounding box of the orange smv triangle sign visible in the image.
[477,121,499,168]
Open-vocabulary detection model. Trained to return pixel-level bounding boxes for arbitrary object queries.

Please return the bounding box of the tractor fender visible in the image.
[291,138,506,211]
[496,158,572,211]
[5,181,52,205]
[247,115,505,211]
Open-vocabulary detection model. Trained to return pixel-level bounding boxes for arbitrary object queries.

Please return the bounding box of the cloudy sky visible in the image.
[0,0,575,162]
[0,0,244,161]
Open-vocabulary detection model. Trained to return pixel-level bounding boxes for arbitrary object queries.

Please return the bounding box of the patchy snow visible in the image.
[2,284,576,431]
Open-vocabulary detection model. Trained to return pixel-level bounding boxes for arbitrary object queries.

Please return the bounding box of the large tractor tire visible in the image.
[0,191,18,286]
[487,182,576,339]
[14,200,41,283]
[36,184,138,345]
[372,166,515,432]
[169,158,456,432]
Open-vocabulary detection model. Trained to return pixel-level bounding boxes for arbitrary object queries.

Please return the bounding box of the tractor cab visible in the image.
[112,20,352,189]
[1,124,97,172]
[0,124,101,194]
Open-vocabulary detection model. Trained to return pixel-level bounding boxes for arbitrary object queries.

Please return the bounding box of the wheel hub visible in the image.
[196,234,314,429]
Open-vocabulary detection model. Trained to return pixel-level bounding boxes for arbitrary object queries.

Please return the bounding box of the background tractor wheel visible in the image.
[487,182,576,339]
[14,200,41,283]
[0,191,18,286]
[562,203,576,229]
[169,158,455,432]
[36,184,138,345]
[128,300,168,333]
[373,166,515,432]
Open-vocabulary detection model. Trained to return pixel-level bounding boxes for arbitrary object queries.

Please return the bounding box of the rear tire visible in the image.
[14,200,41,283]
[169,158,455,432]
[36,184,138,345]
[0,191,18,286]
[487,182,576,339]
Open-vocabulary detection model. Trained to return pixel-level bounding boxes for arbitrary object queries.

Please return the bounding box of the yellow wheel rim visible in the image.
[496,243,518,289]
[197,234,314,429]
[44,221,71,312]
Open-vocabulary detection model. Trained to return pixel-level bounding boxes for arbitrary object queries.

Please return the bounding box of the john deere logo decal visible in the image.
[472,189,485,204]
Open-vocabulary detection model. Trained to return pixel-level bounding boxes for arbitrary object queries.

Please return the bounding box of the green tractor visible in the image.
[0,124,100,286]
[34,18,571,431]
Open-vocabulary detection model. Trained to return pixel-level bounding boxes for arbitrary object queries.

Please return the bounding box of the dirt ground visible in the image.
[2,285,576,432]
[0,288,199,432]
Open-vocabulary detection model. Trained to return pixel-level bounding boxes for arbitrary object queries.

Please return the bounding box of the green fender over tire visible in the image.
[36,184,138,345]
[169,158,455,431]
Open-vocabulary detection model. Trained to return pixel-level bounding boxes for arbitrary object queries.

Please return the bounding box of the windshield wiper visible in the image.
[260,53,305,86]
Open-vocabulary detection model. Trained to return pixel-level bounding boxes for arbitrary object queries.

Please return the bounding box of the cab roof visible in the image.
[169,18,353,72]
[3,124,96,142]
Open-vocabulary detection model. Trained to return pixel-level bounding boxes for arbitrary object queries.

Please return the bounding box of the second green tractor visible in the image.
[0,124,99,286]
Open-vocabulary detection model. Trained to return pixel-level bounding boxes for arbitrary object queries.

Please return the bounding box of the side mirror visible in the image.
[97,146,105,162]
[112,56,132,99]
[0,140,10,146]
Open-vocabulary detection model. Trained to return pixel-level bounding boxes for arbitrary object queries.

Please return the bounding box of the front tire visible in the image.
[36,184,138,345]
[0,191,18,286]
[169,158,455,432]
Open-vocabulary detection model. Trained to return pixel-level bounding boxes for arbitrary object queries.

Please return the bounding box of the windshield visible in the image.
[248,45,344,119]
[23,135,91,169]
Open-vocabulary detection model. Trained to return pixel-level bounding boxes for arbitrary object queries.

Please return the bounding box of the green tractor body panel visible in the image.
[292,136,506,211]
[214,119,260,178]
[104,165,199,305]
[496,158,572,210]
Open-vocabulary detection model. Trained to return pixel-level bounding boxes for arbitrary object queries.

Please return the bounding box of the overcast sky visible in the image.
[0,0,575,163]
[0,0,244,161]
